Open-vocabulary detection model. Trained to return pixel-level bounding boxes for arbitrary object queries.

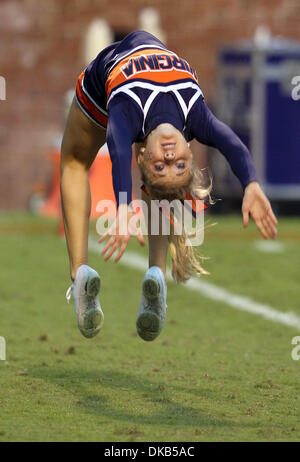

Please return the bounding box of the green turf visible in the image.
[0,213,299,442]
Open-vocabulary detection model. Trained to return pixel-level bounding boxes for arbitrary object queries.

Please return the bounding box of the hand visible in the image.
[99,204,145,262]
[242,182,278,239]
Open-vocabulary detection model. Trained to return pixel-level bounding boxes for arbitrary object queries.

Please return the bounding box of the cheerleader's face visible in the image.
[138,123,193,182]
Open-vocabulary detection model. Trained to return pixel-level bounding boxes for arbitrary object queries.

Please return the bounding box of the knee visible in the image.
[60,140,92,173]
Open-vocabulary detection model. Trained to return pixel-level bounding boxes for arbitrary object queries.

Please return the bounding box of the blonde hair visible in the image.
[139,157,213,283]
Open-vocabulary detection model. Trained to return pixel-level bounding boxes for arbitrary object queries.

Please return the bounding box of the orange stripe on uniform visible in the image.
[186,192,207,214]
[76,71,108,128]
[105,49,198,100]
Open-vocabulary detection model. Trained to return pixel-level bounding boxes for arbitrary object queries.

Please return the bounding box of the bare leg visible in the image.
[60,98,106,281]
[142,190,169,279]
[136,190,168,341]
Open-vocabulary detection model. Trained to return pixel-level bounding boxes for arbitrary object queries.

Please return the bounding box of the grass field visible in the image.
[0,212,300,442]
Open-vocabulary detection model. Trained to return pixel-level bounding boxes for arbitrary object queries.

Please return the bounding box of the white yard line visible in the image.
[253,240,286,253]
[88,237,300,330]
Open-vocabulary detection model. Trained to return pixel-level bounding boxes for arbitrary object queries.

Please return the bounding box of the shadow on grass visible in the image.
[29,366,235,429]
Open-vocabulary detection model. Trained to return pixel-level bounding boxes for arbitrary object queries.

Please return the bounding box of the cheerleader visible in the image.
[61,30,277,341]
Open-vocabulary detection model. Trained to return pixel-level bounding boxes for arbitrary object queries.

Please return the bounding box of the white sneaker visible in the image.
[66,265,104,338]
[136,266,167,341]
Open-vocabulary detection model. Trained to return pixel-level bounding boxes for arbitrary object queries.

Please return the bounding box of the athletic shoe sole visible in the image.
[80,274,103,338]
[136,275,164,342]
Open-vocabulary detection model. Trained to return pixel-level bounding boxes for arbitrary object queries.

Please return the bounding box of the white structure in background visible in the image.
[253,25,271,49]
[0,336,5,360]
[80,19,113,152]
[139,7,166,43]
[83,19,113,66]
[0,76,6,100]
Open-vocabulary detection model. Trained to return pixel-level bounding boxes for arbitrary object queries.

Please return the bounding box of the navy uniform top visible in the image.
[75,30,258,205]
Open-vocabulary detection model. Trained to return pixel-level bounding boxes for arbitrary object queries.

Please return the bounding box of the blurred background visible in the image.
[1,2,300,442]
[0,0,300,216]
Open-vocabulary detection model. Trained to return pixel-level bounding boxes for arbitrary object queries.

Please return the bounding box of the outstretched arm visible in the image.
[99,96,145,261]
[191,100,278,239]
